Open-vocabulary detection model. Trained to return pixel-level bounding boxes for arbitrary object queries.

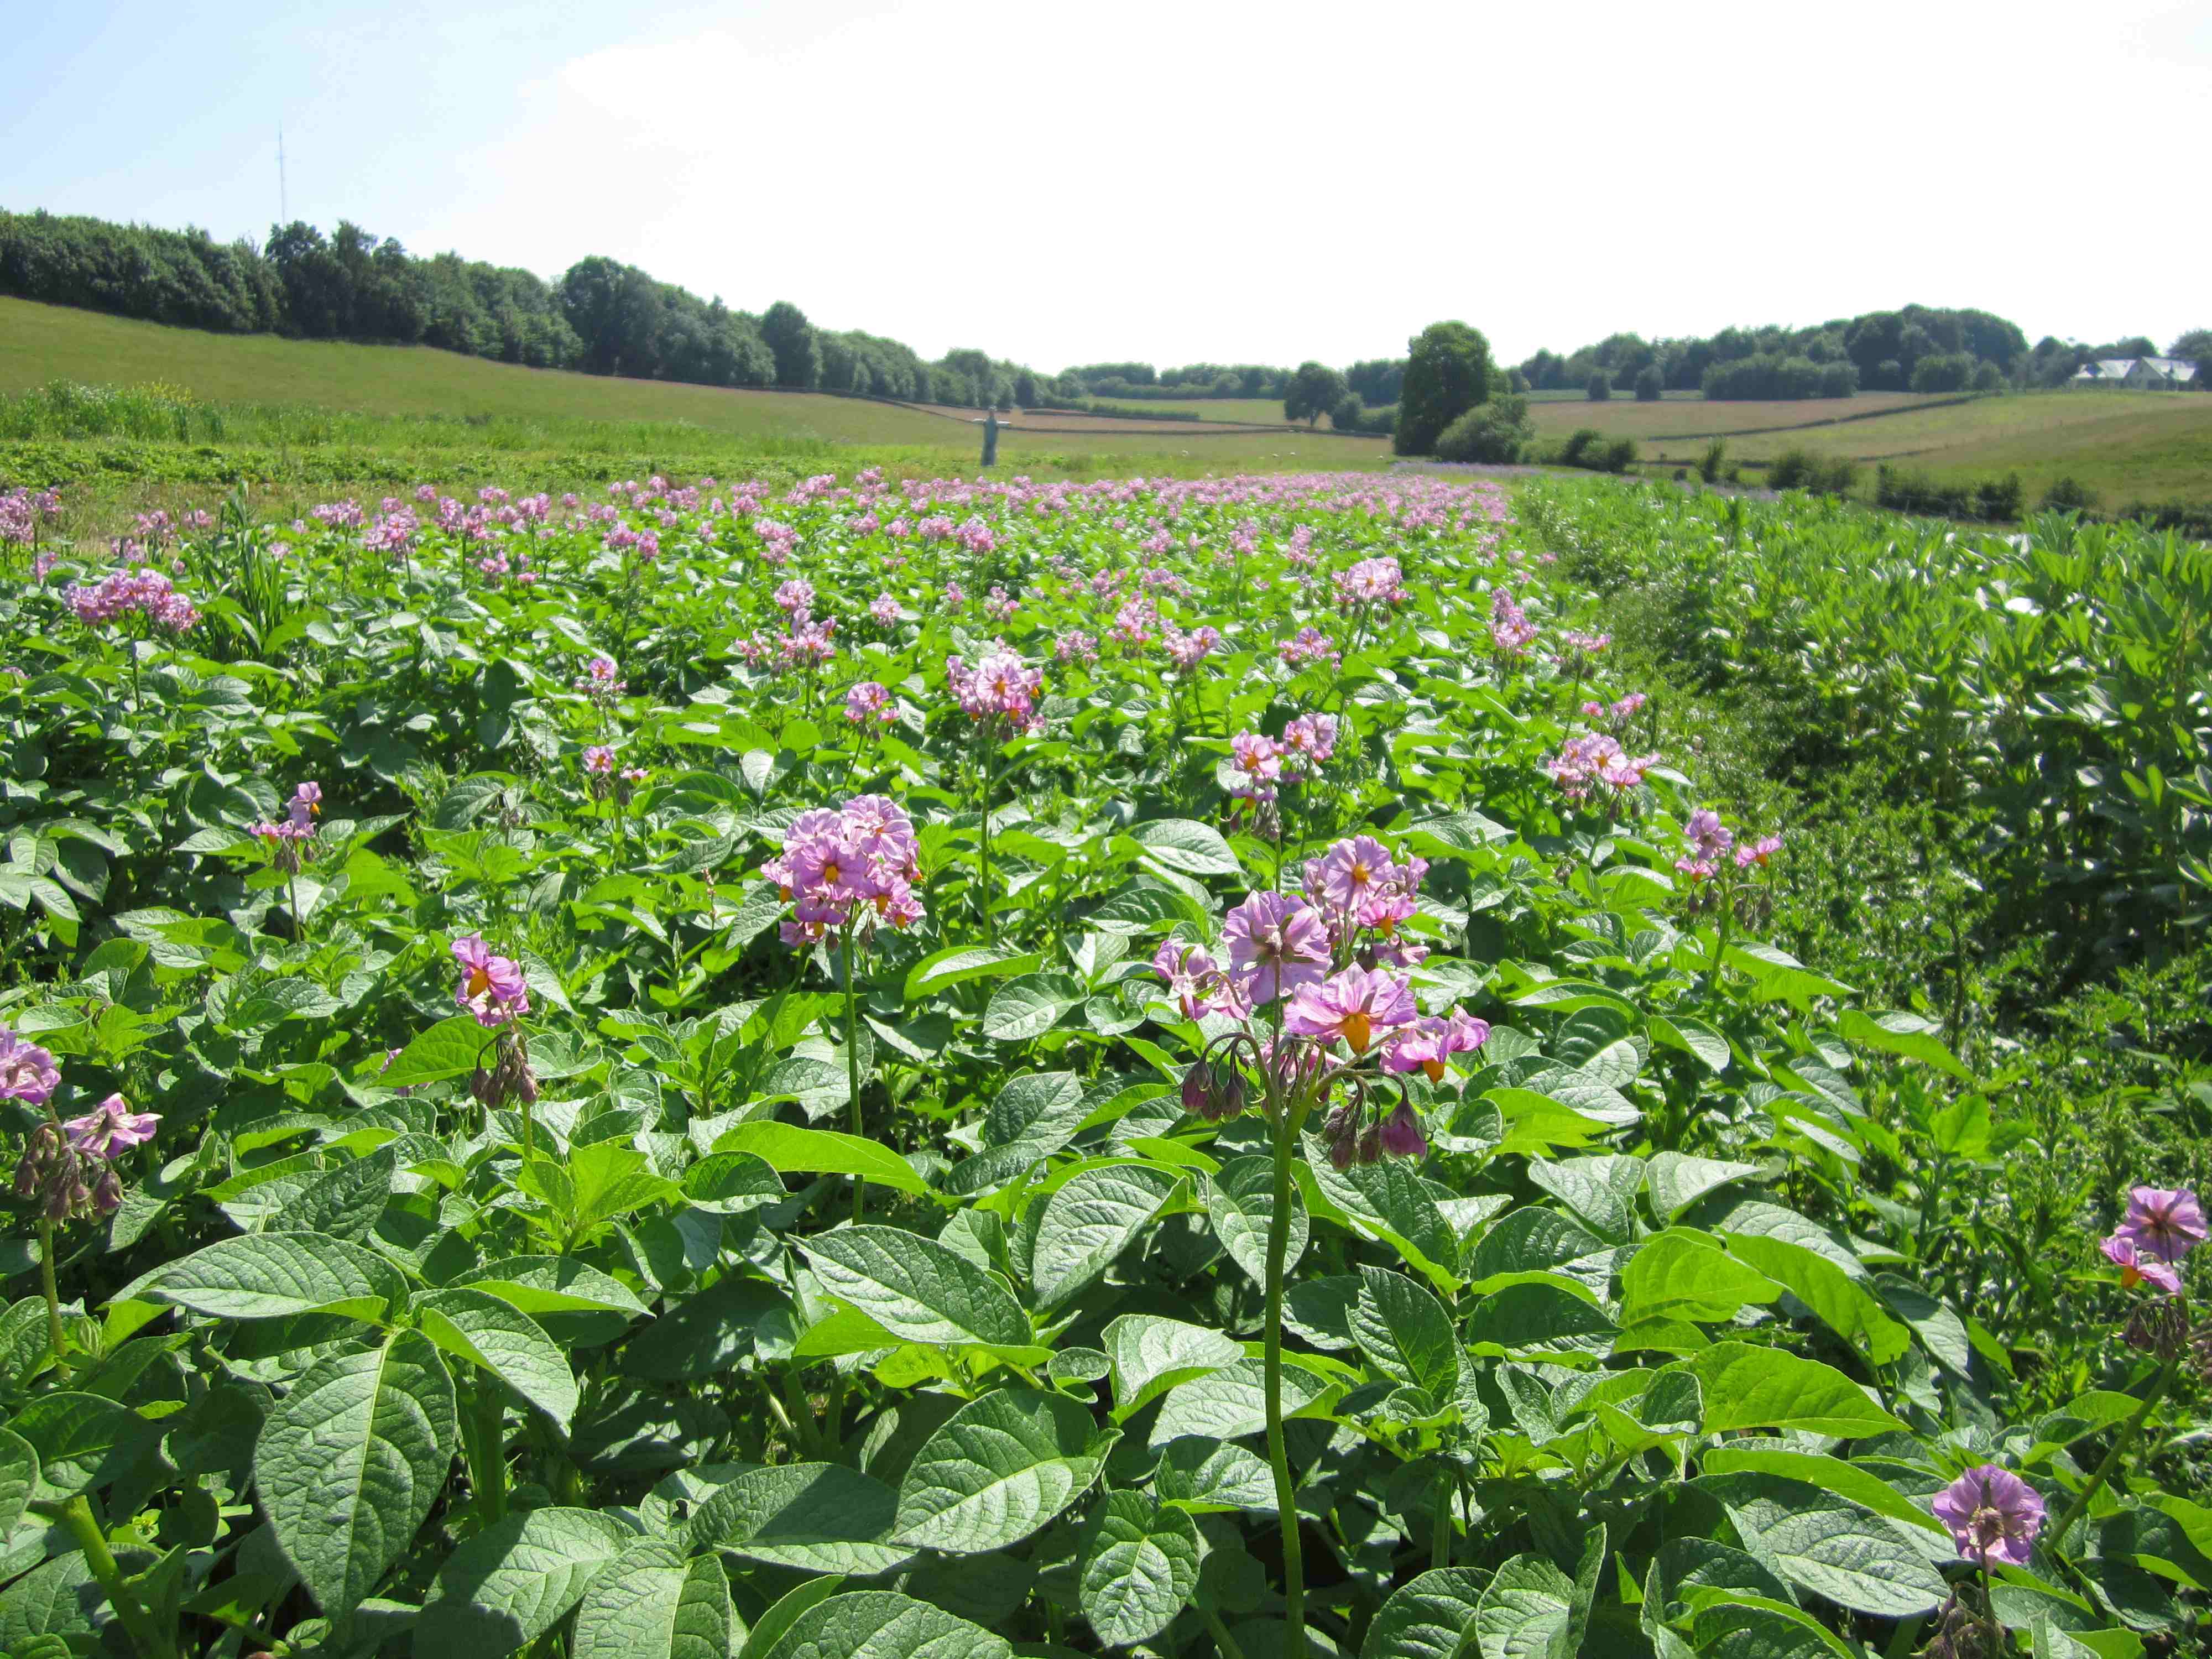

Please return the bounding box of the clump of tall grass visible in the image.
[0,379,221,442]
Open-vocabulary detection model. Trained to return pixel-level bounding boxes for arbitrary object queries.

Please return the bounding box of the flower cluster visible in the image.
[947,648,1044,735]
[1490,589,1538,654]
[65,568,200,633]
[764,794,926,947]
[1305,834,1430,967]
[249,781,322,873]
[1278,625,1340,670]
[844,681,895,727]
[453,935,531,1029]
[1547,732,1660,804]
[869,593,902,627]
[4,1024,159,1223]
[1152,940,1249,1024]
[573,656,627,705]
[0,486,61,547]
[1279,712,1339,780]
[1164,625,1222,672]
[1333,556,1407,609]
[1579,691,1648,729]
[2100,1185,2204,1296]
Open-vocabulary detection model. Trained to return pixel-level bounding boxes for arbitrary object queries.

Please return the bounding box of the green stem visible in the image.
[59,1496,174,1659]
[1263,1109,1306,1655]
[36,1219,66,1371]
[1980,1558,2004,1658]
[979,737,998,944]
[1432,1478,1453,1572]
[462,1385,508,1527]
[840,928,866,1223]
[1202,1605,1250,1659]
[2049,1354,2178,1554]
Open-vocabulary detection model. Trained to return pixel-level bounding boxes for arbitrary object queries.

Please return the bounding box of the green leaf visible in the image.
[414,1506,633,1659]
[1302,1145,1460,1291]
[0,1428,36,1540]
[253,1330,458,1620]
[1353,1267,1463,1399]
[1104,1314,1244,1420]
[9,1392,134,1499]
[800,1228,1031,1349]
[1464,1282,1619,1358]
[740,1574,849,1659]
[1032,1164,1181,1310]
[1677,1343,1905,1438]
[713,1123,927,1196]
[1362,1567,1486,1659]
[122,1231,405,1323]
[1130,818,1241,877]
[622,1274,794,1380]
[1618,1231,1782,1326]
[573,1542,734,1659]
[1715,1478,1947,1616]
[893,1389,1116,1554]
[1699,1446,1948,1538]
[691,1462,915,1576]
[1207,1155,1307,1291]
[380,1015,496,1088]
[1837,1009,1970,1079]
[454,1256,651,1317]
[1154,1437,1278,1515]
[1644,1152,1761,1220]
[1527,1154,1645,1242]
[413,1286,578,1429]
[1473,1552,1573,1659]
[980,973,1087,1041]
[682,1151,787,1214]
[1721,1233,1911,1365]
[1149,1356,1337,1446]
[753,1591,1011,1659]
[903,945,1044,1002]
[1078,1490,1201,1647]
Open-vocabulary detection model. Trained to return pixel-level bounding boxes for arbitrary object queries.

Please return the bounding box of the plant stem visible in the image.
[36,1219,66,1371]
[2049,1354,2178,1554]
[59,1496,175,1659]
[1202,1605,1249,1659]
[1431,1479,1453,1572]
[839,928,866,1223]
[1262,1109,1305,1655]
[978,736,998,943]
[462,1385,508,1528]
[1980,1559,2004,1659]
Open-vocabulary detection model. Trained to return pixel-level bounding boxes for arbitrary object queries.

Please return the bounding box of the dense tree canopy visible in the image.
[1395,321,1496,456]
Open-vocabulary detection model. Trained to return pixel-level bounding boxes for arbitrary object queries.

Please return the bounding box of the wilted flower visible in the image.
[1932,1464,2043,1568]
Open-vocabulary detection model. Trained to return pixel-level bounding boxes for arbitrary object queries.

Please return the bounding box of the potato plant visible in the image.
[0,471,2201,1658]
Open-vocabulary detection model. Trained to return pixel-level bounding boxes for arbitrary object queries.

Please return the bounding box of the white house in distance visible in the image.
[2069,357,2200,388]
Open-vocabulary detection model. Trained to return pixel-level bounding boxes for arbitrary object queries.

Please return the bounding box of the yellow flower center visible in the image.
[1342,1011,1371,1054]
[466,968,492,998]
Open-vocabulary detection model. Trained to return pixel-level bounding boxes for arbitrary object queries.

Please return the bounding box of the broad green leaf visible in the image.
[980,973,1087,1041]
[691,1462,915,1576]
[1465,1282,1619,1358]
[1104,1314,1243,1420]
[1699,1446,1947,1537]
[1032,1164,1181,1310]
[753,1590,1011,1659]
[0,1428,36,1539]
[682,1150,787,1214]
[1207,1155,1307,1291]
[1467,1207,1605,1280]
[904,945,1043,1002]
[1717,1478,1948,1616]
[893,1389,1116,1554]
[454,1256,651,1317]
[1618,1231,1782,1326]
[413,1286,578,1429]
[1130,818,1241,877]
[380,1014,497,1088]
[714,1123,927,1196]
[414,1506,633,1659]
[1722,1233,1911,1365]
[1473,1552,1573,1659]
[254,1330,458,1619]
[1078,1490,1200,1647]
[623,1274,794,1380]
[1302,1145,1460,1291]
[1527,1154,1645,1243]
[1688,1598,1859,1659]
[1362,1567,1487,1659]
[1353,1267,1463,1398]
[1837,1009,1970,1079]
[9,1392,134,1499]
[1149,1356,1338,1446]
[1154,1437,1278,1515]
[124,1231,405,1323]
[1644,1152,1761,1220]
[1677,1342,1906,1437]
[800,1228,1030,1349]
[573,1542,734,1659]
[270,1149,395,1242]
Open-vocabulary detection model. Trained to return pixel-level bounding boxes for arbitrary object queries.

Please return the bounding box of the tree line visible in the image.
[0,208,1049,409]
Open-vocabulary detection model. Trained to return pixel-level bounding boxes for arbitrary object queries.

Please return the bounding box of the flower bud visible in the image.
[1379,1102,1428,1160]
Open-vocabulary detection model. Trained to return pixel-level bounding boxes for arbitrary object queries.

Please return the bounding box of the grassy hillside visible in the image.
[0,298,1389,511]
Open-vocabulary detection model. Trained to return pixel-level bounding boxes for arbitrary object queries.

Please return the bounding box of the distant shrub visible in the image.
[1970,362,2007,393]
[1766,448,1819,491]
[1506,368,1530,394]
[1433,395,1533,463]
[1558,427,1603,468]
[1586,371,1613,401]
[1702,353,1827,400]
[1699,438,1728,483]
[1328,393,1364,431]
[1974,474,2025,520]
[1673,467,1688,480]
[2040,476,2098,513]
[1877,464,2021,521]
[1909,352,1976,393]
[1600,436,1637,473]
[1816,361,1860,398]
[1634,365,1663,402]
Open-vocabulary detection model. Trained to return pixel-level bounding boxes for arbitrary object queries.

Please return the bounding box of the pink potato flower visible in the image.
[2099,1232,2182,1296]
[1932,1464,2044,1568]
[0,1028,62,1106]
[1220,891,1331,1005]
[62,1094,161,1159]
[452,935,531,1029]
[1282,965,1418,1056]
[2117,1185,2205,1265]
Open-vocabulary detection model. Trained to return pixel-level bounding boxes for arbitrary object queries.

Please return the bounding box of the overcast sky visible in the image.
[5,0,2207,371]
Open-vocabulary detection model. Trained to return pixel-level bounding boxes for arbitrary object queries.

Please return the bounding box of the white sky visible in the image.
[4,0,2208,369]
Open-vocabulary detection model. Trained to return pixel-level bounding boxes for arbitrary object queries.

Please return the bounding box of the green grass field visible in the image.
[0,298,1391,514]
